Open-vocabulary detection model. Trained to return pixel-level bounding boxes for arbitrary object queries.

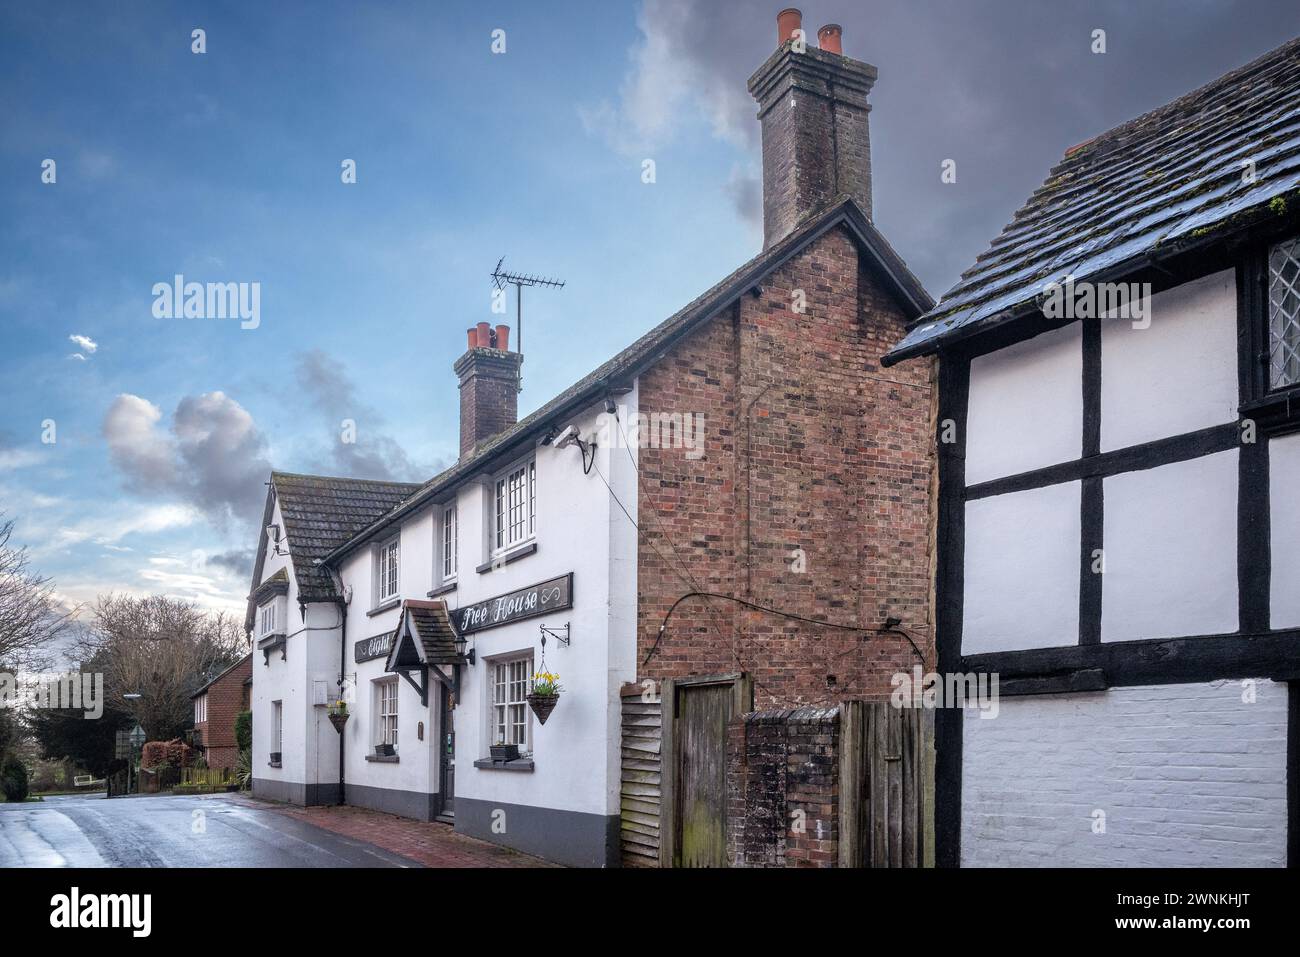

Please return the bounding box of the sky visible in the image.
[3,0,1300,617]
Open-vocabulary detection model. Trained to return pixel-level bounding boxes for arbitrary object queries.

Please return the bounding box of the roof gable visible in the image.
[243,472,422,632]
[885,35,1300,364]
[322,196,932,563]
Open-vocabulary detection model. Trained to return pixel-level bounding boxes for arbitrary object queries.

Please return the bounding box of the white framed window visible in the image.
[271,700,282,757]
[375,536,400,604]
[490,655,533,751]
[441,503,458,581]
[195,694,207,724]
[493,460,536,553]
[257,599,279,638]
[376,678,399,749]
[1269,235,1300,389]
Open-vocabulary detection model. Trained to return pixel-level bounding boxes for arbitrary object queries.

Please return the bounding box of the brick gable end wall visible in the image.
[637,226,935,707]
[197,655,252,771]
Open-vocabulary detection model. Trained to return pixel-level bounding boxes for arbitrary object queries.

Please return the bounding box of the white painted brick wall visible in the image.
[961,680,1288,867]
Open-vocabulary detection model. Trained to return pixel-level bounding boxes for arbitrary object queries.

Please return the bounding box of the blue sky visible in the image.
[3,0,1300,614]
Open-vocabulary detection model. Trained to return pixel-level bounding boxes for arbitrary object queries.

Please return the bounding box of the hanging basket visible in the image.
[526,692,559,725]
[328,712,350,734]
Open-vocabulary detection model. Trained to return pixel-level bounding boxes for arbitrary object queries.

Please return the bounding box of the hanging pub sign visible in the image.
[355,630,396,664]
[456,573,573,634]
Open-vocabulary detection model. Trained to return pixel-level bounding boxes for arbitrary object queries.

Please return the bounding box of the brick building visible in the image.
[244,8,935,867]
[191,654,252,772]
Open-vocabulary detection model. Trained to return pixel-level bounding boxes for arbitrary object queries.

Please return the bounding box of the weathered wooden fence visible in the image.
[619,684,662,867]
[837,701,934,867]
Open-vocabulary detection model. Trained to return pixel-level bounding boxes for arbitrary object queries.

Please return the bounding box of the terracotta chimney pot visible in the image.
[476,321,492,348]
[776,8,802,46]
[495,324,510,351]
[817,23,842,54]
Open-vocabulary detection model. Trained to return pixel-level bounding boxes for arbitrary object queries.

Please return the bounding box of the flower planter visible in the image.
[526,692,559,725]
[489,743,520,762]
[328,712,350,734]
[374,743,395,757]
[268,752,281,765]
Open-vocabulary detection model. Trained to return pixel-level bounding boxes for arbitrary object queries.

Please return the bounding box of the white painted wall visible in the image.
[962,680,1288,867]
[1270,432,1300,628]
[1100,269,1238,452]
[965,323,1082,486]
[328,386,639,824]
[251,496,343,796]
[963,481,1081,653]
[1102,450,1238,642]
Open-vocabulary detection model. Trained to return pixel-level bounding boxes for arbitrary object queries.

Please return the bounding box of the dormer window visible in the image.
[376,536,400,604]
[1268,235,1300,389]
[257,597,284,639]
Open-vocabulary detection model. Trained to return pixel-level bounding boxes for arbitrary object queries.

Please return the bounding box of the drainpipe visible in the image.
[336,596,347,806]
[320,562,350,807]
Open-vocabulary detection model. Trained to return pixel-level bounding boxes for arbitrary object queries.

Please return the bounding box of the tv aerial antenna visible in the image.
[491,257,565,392]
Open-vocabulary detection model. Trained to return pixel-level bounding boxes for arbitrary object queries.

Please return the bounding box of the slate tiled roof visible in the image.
[322,196,933,564]
[267,472,422,602]
[393,600,463,667]
[884,34,1300,364]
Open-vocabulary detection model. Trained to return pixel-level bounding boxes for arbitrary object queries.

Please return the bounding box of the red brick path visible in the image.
[231,794,557,867]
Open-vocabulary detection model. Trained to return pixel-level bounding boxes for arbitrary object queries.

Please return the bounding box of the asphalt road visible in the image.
[0,793,418,867]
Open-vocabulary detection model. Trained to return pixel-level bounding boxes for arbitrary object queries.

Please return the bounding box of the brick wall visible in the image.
[727,706,840,867]
[961,680,1289,867]
[637,225,935,708]
[195,655,252,772]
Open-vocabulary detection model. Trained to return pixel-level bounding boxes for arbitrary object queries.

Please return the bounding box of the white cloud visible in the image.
[68,333,98,354]
[0,447,43,471]
[580,0,758,155]
[47,503,200,550]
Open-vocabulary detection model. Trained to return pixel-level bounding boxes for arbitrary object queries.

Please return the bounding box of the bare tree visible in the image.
[81,594,247,741]
[0,514,74,670]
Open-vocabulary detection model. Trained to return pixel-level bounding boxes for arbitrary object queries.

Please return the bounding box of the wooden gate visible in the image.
[838,701,934,867]
[659,674,753,868]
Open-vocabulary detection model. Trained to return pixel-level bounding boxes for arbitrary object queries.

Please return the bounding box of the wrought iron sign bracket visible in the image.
[540,622,570,647]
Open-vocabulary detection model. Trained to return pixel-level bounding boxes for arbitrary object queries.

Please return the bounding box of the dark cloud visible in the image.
[600,0,1300,296]
[294,349,435,482]
[207,548,255,578]
[103,391,270,533]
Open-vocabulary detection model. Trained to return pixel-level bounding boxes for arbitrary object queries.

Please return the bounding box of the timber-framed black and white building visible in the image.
[885,36,1300,867]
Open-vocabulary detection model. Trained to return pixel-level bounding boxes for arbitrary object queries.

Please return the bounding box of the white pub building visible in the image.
[247,325,638,867]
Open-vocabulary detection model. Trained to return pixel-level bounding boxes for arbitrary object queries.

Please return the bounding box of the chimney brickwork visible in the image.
[455,326,522,459]
[748,17,877,248]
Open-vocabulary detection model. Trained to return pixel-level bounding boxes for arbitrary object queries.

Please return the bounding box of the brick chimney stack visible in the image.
[455,322,522,459]
[748,9,877,248]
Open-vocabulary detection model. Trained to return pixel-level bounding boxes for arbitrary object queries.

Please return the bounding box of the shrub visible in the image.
[1,756,29,803]
[235,748,252,790]
[234,711,252,753]
[140,738,193,771]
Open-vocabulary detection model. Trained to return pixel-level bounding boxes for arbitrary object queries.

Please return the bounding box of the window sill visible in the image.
[365,754,400,764]
[475,541,537,574]
[473,757,535,772]
[367,598,401,617]
[427,581,457,598]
